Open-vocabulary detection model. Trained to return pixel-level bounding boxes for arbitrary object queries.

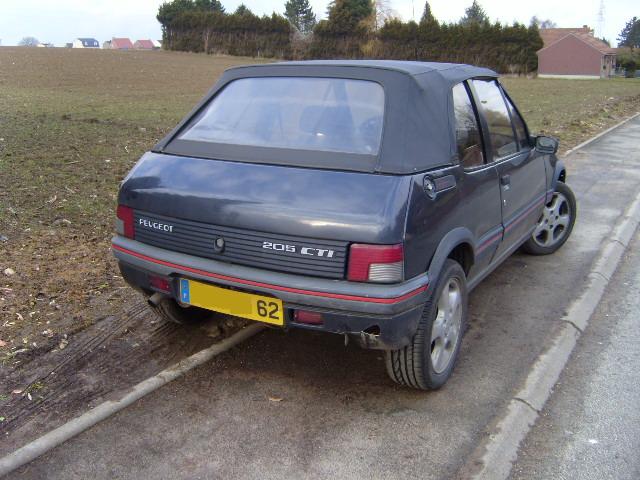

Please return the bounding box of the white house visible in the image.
[72,38,100,48]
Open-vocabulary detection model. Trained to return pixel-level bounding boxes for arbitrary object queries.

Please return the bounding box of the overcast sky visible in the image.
[0,0,633,47]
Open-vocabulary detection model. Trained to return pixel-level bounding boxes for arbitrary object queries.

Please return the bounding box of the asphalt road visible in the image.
[509,229,640,480]
[11,117,640,479]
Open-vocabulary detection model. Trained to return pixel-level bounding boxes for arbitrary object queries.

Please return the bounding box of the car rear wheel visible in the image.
[522,182,576,256]
[146,294,213,325]
[385,259,468,390]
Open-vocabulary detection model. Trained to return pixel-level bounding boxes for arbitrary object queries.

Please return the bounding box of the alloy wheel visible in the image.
[532,192,571,248]
[430,278,463,374]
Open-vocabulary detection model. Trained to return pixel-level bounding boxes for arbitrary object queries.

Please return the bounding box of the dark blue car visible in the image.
[113,61,576,390]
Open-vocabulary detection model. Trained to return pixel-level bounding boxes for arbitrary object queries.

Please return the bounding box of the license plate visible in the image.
[179,278,284,326]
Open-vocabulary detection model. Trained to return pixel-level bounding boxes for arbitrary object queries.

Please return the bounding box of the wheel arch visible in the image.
[552,159,566,188]
[427,227,476,283]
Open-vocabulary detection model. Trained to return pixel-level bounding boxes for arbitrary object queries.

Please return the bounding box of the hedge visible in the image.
[160,12,543,73]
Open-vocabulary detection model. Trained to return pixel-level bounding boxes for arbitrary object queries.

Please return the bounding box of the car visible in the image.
[112,60,576,390]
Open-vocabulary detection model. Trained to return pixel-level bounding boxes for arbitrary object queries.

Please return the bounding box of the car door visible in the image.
[451,81,503,279]
[470,79,546,260]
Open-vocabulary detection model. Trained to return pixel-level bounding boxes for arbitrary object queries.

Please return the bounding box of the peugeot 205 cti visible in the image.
[112,61,576,390]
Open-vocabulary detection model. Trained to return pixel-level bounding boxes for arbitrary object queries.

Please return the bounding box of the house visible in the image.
[72,38,100,48]
[152,40,162,50]
[537,26,616,78]
[134,39,154,50]
[110,38,134,50]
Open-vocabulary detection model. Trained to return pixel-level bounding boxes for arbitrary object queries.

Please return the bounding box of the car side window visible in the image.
[452,82,484,169]
[503,94,530,150]
[471,79,518,160]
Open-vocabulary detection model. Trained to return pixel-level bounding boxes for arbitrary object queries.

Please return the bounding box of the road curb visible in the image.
[563,112,640,157]
[464,185,640,480]
[0,323,265,477]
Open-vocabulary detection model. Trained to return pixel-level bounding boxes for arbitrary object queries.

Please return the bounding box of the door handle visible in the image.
[500,174,511,186]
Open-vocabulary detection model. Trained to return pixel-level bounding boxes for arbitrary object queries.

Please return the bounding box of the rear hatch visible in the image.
[119,153,411,280]
[118,75,413,280]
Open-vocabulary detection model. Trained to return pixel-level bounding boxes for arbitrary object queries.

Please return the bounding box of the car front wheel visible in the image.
[522,182,576,256]
[385,259,468,390]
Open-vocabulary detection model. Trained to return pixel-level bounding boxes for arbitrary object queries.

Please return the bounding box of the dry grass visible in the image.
[0,47,639,365]
[502,76,640,152]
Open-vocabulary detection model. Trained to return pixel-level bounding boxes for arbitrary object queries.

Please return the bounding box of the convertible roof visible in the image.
[157,61,500,174]
[231,59,496,80]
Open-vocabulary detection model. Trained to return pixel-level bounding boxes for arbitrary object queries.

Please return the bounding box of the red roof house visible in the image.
[110,38,134,50]
[134,39,155,50]
[539,27,592,47]
[537,27,616,78]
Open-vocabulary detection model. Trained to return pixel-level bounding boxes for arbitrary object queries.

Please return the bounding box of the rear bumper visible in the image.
[112,236,429,349]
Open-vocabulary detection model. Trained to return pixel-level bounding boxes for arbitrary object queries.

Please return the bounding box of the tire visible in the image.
[385,259,468,390]
[147,295,213,325]
[522,182,576,256]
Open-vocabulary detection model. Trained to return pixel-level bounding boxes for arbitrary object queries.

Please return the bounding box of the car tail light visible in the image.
[149,275,171,293]
[116,205,135,239]
[347,243,404,283]
[293,310,323,325]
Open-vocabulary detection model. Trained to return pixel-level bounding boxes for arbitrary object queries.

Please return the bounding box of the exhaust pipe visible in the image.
[147,292,166,307]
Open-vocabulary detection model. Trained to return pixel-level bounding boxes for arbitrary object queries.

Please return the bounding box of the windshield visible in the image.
[178,77,385,156]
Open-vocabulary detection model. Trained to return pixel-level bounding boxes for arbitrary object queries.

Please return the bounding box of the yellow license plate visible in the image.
[179,278,284,326]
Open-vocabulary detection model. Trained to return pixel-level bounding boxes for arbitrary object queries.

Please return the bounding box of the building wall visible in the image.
[72,39,84,48]
[538,35,603,77]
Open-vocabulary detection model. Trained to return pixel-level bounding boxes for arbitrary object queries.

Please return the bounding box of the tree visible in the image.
[529,16,556,29]
[18,36,39,47]
[617,17,640,50]
[194,0,225,13]
[374,0,397,29]
[284,0,317,34]
[158,0,224,26]
[158,0,197,27]
[420,1,436,25]
[460,0,489,26]
[324,0,375,33]
[234,4,253,16]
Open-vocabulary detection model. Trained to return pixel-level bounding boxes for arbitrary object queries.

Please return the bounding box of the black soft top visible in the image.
[156,60,498,174]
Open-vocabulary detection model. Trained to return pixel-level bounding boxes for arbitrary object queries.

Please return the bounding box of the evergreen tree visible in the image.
[325,0,375,33]
[617,17,640,50]
[158,0,197,26]
[234,4,253,16]
[284,0,317,34]
[460,0,489,26]
[420,1,436,25]
[194,0,225,13]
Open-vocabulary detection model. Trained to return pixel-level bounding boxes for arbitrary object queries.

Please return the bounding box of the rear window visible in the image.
[178,77,385,155]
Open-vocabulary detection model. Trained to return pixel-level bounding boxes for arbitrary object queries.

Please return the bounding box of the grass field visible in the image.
[1,47,639,367]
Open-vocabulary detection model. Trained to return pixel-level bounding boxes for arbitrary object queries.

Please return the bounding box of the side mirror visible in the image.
[535,135,559,154]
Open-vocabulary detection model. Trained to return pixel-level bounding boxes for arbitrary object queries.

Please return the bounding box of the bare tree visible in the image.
[529,16,557,29]
[374,0,397,29]
[18,36,39,47]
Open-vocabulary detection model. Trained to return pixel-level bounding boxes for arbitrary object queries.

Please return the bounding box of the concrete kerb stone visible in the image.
[514,323,580,412]
[468,400,539,480]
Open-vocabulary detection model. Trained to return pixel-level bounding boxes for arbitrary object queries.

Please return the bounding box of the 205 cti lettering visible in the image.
[112,61,576,390]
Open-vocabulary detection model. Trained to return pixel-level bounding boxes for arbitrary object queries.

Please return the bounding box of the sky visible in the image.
[0,0,634,47]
